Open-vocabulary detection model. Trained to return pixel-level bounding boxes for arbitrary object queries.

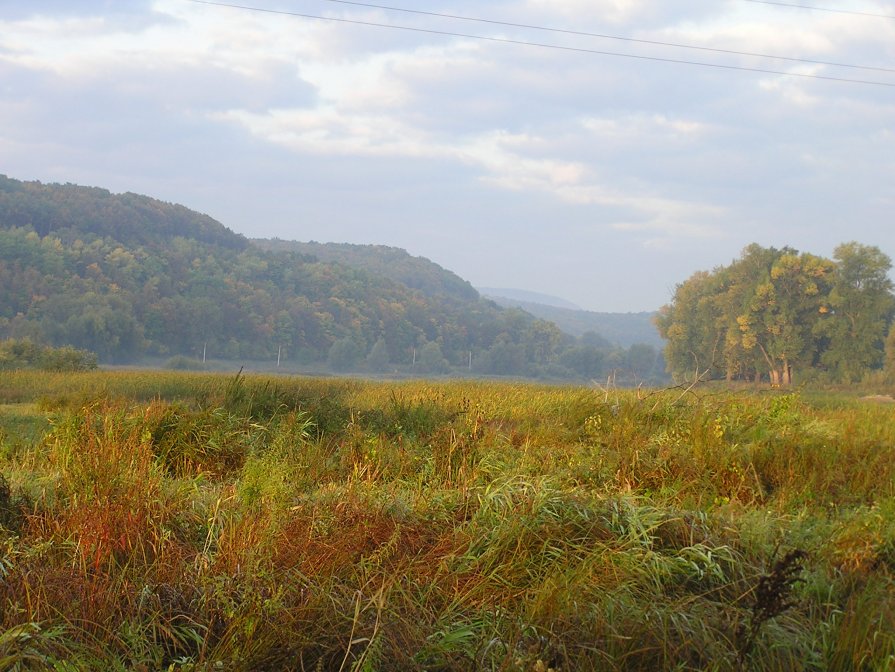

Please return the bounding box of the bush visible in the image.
[38,345,98,372]
[164,355,208,371]
[0,339,97,372]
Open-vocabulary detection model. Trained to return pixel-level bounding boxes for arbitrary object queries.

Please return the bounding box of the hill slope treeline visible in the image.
[253,239,479,303]
[0,175,663,379]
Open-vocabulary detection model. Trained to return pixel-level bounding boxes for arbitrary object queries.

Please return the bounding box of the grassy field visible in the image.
[0,370,893,670]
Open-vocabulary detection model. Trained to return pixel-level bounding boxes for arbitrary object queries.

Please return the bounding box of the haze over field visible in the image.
[1,1,893,311]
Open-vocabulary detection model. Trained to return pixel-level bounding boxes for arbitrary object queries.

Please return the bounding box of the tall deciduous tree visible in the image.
[720,244,789,382]
[738,252,833,385]
[655,270,727,381]
[818,243,894,381]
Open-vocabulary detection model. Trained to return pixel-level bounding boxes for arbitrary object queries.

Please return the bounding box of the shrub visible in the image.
[0,339,97,372]
[164,355,207,371]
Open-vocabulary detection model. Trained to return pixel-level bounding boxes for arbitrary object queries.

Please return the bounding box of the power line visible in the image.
[312,0,895,74]
[742,0,895,20]
[185,0,895,88]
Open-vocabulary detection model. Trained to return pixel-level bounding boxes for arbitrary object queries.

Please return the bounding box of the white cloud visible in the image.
[580,113,709,146]
[524,0,647,23]
[757,76,823,107]
[216,102,728,244]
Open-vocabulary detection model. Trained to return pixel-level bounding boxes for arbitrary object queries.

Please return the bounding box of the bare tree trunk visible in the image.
[757,343,779,386]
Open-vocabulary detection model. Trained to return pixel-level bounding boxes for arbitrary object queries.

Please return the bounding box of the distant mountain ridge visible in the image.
[484,294,663,348]
[478,287,581,310]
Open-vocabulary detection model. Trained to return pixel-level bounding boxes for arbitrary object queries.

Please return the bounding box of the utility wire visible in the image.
[185,0,895,88]
[312,0,895,74]
[742,0,895,20]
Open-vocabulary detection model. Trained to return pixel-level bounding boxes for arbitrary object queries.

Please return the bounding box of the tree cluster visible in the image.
[656,243,895,385]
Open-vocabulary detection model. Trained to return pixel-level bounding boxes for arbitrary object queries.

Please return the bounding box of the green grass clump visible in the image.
[0,372,893,669]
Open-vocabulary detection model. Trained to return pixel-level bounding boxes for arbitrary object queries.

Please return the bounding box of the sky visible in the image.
[1,0,893,312]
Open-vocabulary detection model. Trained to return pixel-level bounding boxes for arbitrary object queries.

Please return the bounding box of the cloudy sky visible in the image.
[1,0,893,311]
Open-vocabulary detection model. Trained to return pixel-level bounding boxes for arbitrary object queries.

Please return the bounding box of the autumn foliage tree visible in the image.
[658,243,894,385]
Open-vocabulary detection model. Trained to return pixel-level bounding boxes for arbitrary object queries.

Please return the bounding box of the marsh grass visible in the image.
[0,372,893,669]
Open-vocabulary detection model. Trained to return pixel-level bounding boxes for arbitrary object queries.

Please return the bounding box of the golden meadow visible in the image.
[0,370,893,670]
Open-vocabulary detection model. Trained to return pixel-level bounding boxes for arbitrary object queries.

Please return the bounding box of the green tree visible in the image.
[817,243,894,381]
[366,337,391,372]
[580,330,611,349]
[416,341,448,375]
[523,320,563,366]
[885,321,895,381]
[558,345,606,380]
[627,343,659,380]
[327,337,362,372]
[273,310,294,355]
[478,340,528,376]
[655,270,726,381]
[738,252,833,385]
[719,245,789,382]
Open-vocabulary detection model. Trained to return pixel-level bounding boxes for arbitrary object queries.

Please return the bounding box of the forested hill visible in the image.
[0,175,245,252]
[253,240,479,302]
[0,175,667,381]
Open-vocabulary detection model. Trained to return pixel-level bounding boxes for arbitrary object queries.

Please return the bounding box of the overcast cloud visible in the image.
[1,0,893,311]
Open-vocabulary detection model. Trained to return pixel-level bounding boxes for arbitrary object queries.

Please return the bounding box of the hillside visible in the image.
[254,240,478,302]
[0,175,245,252]
[0,176,527,364]
[0,175,667,381]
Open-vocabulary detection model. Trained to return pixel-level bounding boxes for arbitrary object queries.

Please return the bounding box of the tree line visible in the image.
[656,242,895,385]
